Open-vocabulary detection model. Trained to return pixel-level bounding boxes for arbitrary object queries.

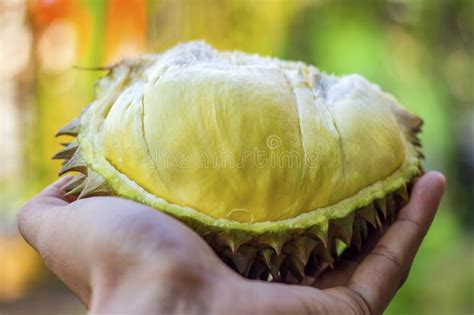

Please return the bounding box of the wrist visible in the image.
[88,257,229,315]
[88,268,161,314]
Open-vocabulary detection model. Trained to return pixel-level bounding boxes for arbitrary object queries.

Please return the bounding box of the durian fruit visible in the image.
[54,41,423,283]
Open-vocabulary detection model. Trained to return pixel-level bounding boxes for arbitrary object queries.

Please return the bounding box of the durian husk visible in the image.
[54,117,422,283]
[53,60,424,283]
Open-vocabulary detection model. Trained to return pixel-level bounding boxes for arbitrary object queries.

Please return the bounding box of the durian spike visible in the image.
[351,217,363,251]
[283,236,318,265]
[59,149,88,175]
[313,242,334,268]
[357,204,378,228]
[300,236,319,265]
[192,225,212,237]
[411,138,421,146]
[78,170,111,199]
[329,213,354,245]
[374,210,383,230]
[283,256,305,281]
[260,248,286,280]
[259,233,289,255]
[226,245,257,277]
[279,263,301,284]
[52,140,79,160]
[358,218,369,240]
[396,185,410,204]
[260,248,273,267]
[248,260,268,280]
[64,181,86,196]
[330,238,339,258]
[222,230,253,253]
[375,198,388,219]
[303,253,318,277]
[386,195,397,221]
[202,232,216,246]
[394,106,423,132]
[61,173,86,192]
[258,248,280,280]
[306,220,329,248]
[220,249,236,271]
[55,117,80,137]
[405,132,420,144]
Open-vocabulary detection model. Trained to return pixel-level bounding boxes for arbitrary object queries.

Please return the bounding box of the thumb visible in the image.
[17,176,73,250]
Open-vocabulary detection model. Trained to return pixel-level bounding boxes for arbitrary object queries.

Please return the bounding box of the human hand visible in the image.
[18,171,445,315]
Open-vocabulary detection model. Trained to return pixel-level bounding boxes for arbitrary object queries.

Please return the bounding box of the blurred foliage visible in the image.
[0,0,472,314]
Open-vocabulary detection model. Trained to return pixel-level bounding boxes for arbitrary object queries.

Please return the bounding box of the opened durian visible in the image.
[54,41,423,282]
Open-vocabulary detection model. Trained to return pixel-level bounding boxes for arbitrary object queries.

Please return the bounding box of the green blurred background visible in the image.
[0,0,472,314]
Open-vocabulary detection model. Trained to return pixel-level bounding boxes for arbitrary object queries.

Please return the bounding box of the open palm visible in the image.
[18,172,445,315]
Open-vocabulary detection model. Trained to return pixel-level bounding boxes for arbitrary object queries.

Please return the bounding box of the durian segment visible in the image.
[54,42,424,282]
[93,42,412,223]
[76,42,423,232]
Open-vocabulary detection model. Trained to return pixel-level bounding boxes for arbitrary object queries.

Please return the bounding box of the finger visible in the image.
[347,171,446,314]
[314,176,425,289]
[18,176,73,248]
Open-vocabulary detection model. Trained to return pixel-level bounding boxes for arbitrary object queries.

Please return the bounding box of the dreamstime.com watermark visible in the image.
[144,135,320,169]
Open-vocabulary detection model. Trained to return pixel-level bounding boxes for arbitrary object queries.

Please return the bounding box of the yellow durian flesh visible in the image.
[100,42,406,223]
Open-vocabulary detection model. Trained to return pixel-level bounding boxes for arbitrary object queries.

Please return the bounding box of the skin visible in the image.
[17,172,445,315]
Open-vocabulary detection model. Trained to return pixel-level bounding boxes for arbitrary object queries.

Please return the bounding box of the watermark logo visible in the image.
[144,135,320,169]
[266,135,281,150]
